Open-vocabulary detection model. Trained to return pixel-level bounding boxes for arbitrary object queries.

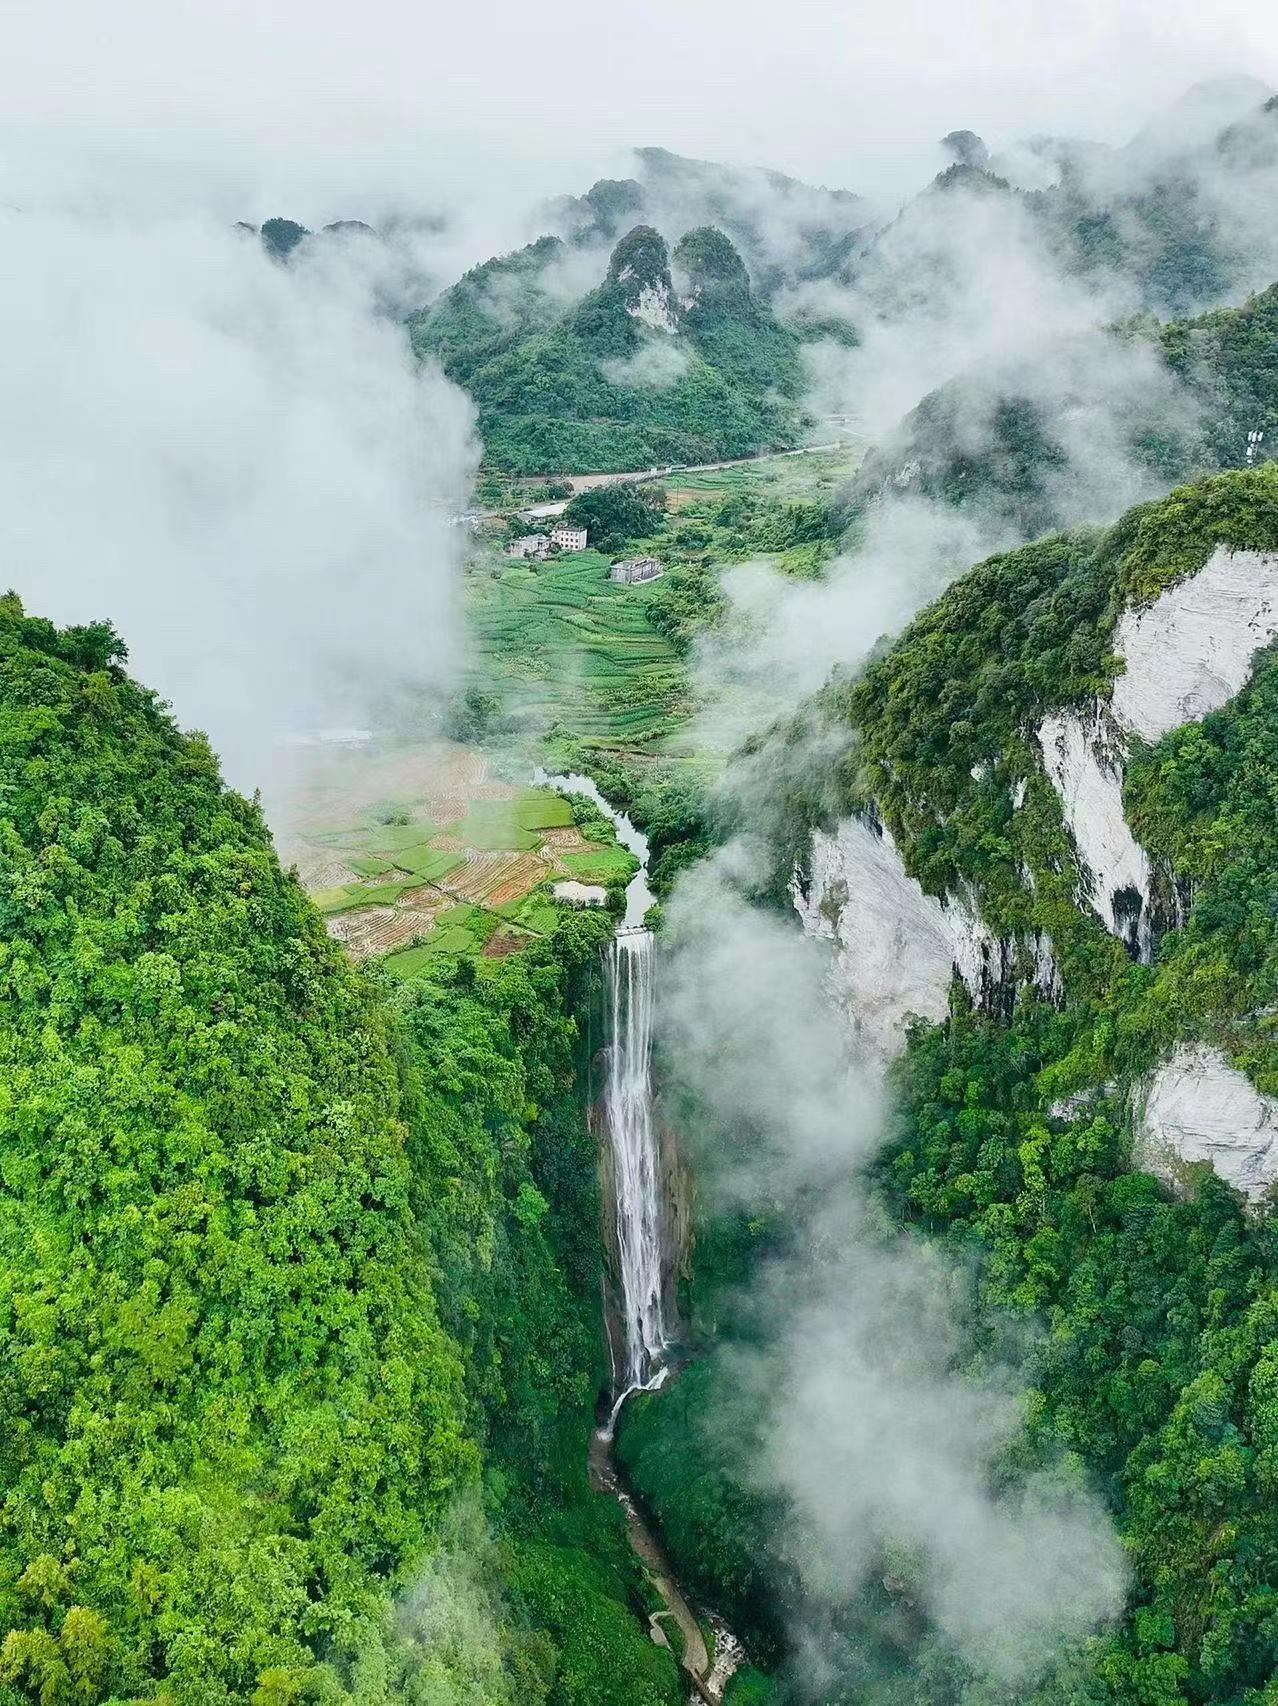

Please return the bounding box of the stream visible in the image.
[535,770,745,1703]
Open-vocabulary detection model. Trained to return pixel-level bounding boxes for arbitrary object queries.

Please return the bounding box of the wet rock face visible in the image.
[794,813,1054,1058]
[1135,1046,1278,1202]
[1038,546,1278,958]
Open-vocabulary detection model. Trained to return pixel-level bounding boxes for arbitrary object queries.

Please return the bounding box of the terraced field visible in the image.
[274,742,635,975]
[466,551,687,750]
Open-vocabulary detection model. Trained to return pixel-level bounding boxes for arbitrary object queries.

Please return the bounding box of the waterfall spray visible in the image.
[604,926,669,1398]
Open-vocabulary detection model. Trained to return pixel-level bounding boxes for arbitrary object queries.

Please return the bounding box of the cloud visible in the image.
[657,855,1127,1692]
[601,337,693,391]
[685,496,997,753]
[0,207,479,793]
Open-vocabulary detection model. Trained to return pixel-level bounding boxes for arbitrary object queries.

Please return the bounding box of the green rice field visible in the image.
[466,550,687,750]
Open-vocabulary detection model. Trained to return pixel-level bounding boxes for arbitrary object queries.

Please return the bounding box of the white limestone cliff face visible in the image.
[1039,546,1278,957]
[1111,547,1278,741]
[1038,708,1152,958]
[621,274,679,333]
[795,814,1053,1059]
[1135,1045,1278,1203]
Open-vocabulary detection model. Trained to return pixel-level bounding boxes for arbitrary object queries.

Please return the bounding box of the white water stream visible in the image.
[604,926,671,1398]
[533,769,669,1404]
[537,769,743,1700]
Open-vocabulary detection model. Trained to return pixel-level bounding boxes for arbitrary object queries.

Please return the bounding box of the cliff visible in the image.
[800,463,1278,1200]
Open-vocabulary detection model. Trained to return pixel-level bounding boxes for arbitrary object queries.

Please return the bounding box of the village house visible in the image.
[508,533,550,559]
[550,523,588,551]
[609,555,664,585]
[553,880,608,908]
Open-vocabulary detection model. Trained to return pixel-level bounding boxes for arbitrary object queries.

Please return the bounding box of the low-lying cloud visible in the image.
[658,856,1126,1694]
[0,207,478,793]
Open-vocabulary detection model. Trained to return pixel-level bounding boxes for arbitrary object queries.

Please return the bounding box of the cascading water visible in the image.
[536,768,744,1700]
[531,768,670,1406]
[604,926,669,1398]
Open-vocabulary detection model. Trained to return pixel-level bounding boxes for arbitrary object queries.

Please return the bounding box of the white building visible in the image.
[553,880,608,907]
[508,533,550,559]
[550,524,588,552]
[609,555,664,585]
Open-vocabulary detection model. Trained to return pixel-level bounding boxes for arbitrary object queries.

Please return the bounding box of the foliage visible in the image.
[0,596,678,1702]
[259,217,310,262]
[414,225,805,475]
[563,485,667,553]
[0,596,468,1698]
[851,283,1278,542]
[626,465,1278,1703]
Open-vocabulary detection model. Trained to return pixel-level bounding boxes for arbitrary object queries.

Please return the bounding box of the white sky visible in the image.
[3,0,1276,231]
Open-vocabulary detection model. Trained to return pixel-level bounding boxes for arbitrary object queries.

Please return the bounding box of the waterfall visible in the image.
[604,926,669,1399]
[532,769,671,1418]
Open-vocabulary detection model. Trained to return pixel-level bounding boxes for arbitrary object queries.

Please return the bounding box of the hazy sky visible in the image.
[4,0,1277,229]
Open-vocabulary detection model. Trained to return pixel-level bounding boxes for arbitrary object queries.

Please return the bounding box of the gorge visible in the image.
[8,37,1278,1705]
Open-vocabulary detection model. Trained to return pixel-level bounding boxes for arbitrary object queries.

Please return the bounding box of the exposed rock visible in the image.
[1135,1045,1278,1202]
[628,281,679,333]
[608,225,680,333]
[794,814,1054,1057]
[1111,546,1278,740]
[1038,547,1278,956]
[1038,708,1152,959]
[940,129,991,171]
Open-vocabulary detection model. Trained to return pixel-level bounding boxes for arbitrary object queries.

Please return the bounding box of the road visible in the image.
[467,438,856,523]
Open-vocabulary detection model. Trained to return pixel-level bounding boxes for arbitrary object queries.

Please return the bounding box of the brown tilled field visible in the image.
[439,851,549,906]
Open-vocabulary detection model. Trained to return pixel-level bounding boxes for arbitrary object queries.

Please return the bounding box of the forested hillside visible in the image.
[410,224,804,475]
[622,465,1278,1704]
[850,281,1278,539]
[0,596,680,1704]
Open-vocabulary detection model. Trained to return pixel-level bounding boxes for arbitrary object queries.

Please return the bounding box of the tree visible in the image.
[563,484,667,552]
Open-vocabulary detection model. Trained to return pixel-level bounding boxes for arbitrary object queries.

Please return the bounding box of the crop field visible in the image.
[466,551,688,750]
[275,743,631,977]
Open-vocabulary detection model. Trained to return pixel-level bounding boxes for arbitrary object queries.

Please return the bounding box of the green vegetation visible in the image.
[0,596,682,1703]
[413,225,805,475]
[560,846,639,886]
[852,282,1278,541]
[466,551,688,750]
[624,466,1278,1703]
[562,484,668,552]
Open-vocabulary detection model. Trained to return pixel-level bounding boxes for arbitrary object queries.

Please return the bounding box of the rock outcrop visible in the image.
[1039,546,1278,957]
[1135,1045,1278,1202]
[1038,707,1153,958]
[1111,546,1278,740]
[795,813,1054,1058]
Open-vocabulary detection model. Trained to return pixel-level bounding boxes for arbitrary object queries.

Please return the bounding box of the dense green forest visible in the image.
[0,596,681,1704]
[12,76,1278,1706]
[410,225,804,475]
[621,466,1278,1703]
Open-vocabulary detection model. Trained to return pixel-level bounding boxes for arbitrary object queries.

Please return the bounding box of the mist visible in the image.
[0,207,478,793]
[658,852,1127,1695]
